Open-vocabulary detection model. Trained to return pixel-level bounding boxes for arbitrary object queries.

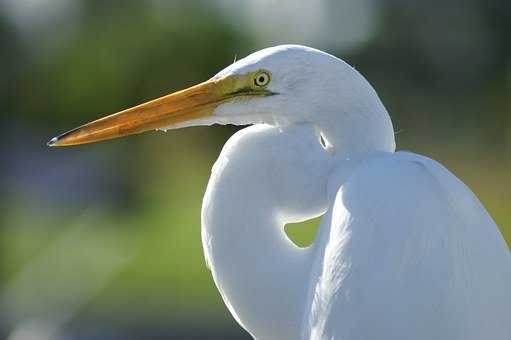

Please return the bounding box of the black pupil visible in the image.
[258,76,265,84]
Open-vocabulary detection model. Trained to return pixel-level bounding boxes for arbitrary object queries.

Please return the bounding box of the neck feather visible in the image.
[201,124,333,339]
[202,172,313,340]
[317,101,396,158]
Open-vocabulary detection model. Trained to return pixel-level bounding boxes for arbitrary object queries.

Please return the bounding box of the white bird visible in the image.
[49,45,511,340]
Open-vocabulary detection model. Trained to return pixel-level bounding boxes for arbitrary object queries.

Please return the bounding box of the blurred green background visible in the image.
[0,0,510,339]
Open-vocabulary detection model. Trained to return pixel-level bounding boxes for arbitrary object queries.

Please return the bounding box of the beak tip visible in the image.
[47,136,59,147]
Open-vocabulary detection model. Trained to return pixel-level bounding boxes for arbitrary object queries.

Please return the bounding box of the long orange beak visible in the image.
[48,78,231,147]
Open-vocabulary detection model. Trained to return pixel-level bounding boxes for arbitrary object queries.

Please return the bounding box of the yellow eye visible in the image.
[254,71,271,87]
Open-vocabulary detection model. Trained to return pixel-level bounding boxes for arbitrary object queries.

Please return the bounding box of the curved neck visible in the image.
[200,114,395,339]
[201,124,334,340]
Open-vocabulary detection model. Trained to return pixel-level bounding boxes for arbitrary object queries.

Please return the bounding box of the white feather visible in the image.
[193,45,510,339]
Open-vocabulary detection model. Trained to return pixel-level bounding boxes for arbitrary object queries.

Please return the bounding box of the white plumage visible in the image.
[199,46,511,339]
[49,44,511,340]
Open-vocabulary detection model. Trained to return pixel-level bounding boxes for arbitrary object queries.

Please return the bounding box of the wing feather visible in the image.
[307,152,511,340]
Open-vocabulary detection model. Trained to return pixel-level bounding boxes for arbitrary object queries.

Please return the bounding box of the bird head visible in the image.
[48,45,390,148]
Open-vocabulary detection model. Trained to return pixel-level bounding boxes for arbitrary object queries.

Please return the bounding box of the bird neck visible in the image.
[316,106,396,159]
[201,125,331,340]
[200,109,395,338]
[202,175,314,340]
[308,67,396,158]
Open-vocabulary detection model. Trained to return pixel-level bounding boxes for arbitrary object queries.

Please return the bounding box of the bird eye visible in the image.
[254,71,271,87]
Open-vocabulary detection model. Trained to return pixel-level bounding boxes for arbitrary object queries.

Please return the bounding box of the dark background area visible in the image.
[0,0,509,339]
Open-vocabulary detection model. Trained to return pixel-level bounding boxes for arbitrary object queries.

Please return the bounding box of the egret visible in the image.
[48,45,511,340]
